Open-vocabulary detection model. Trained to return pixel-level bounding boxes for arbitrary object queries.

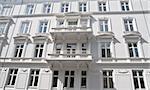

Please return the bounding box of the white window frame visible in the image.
[132,70,145,89]
[79,2,87,12]
[29,69,40,87]
[99,19,111,32]
[128,42,139,57]
[52,70,59,87]
[39,21,48,33]
[64,71,75,88]
[61,3,69,13]
[123,18,137,32]
[0,22,7,34]
[103,70,114,89]
[20,21,30,34]
[1,5,12,16]
[25,4,34,15]
[43,3,51,14]
[101,42,111,58]
[34,43,44,58]
[98,2,107,12]
[14,44,24,57]
[6,69,18,86]
[120,1,130,11]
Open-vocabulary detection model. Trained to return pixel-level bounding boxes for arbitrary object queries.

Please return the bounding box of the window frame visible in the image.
[52,70,59,87]
[34,43,44,58]
[81,71,87,88]
[6,69,18,86]
[25,4,34,15]
[43,3,51,14]
[14,44,24,57]
[39,21,48,33]
[0,22,7,34]
[99,19,111,32]
[79,2,87,12]
[1,5,12,16]
[120,1,130,11]
[64,71,75,88]
[61,3,69,13]
[98,2,107,12]
[20,21,30,34]
[100,42,111,58]
[29,69,40,87]
[128,42,139,57]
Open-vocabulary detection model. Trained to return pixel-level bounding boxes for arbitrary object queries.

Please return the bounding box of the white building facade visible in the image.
[0,0,150,90]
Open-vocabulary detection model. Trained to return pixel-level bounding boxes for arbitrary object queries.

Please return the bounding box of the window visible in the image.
[0,22,7,34]
[39,22,48,33]
[81,43,87,54]
[98,2,107,11]
[26,4,34,15]
[132,70,145,89]
[61,3,69,12]
[55,43,62,54]
[80,19,88,27]
[128,43,139,57]
[68,20,78,26]
[81,71,87,88]
[29,69,40,87]
[43,4,51,14]
[64,71,75,88]
[14,44,24,57]
[121,1,130,11]
[99,20,108,32]
[103,70,113,88]
[1,6,12,15]
[52,71,59,87]
[101,42,111,58]
[34,44,44,57]
[79,2,87,12]
[124,19,134,31]
[66,43,76,58]
[6,69,18,86]
[20,21,30,34]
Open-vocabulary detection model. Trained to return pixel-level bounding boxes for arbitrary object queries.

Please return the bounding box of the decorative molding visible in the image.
[22,68,27,72]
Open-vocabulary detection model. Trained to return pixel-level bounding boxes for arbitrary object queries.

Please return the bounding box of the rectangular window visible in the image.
[79,2,87,12]
[14,44,24,57]
[103,70,113,88]
[68,20,78,27]
[64,71,75,88]
[124,19,134,31]
[61,3,69,12]
[29,69,40,87]
[43,4,51,14]
[20,21,30,34]
[81,71,87,88]
[101,42,111,58]
[121,1,130,11]
[0,22,7,34]
[98,2,107,11]
[52,71,59,87]
[66,43,76,58]
[55,43,62,54]
[128,43,139,57]
[1,6,12,15]
[6,69,18,86]
[132,70,145,89]
[34,44,44,57]
[26,5,34,15]
[81,43,87,54]
[39,22,48,33]
[99,20,108,32]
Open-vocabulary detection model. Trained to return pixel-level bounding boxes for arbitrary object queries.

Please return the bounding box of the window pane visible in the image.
[103,78,107,88]
[102,49,105,57]
[140,78,145,88]
[64,77,68,87]
[81,78,86,87]
[133,78,139,89]
[34,76,39,86]
[53,77,58,87]
[29,76,33,86]
[11,76,16,85]
[70,77,74,88]
[109,78,113,88]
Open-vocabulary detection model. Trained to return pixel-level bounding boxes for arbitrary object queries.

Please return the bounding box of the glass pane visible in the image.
[138,71,143,76]
[109,78,114,88]
[82,71,86,76]
[70,77,74,88]
[132,71,137,76]
[140,78,145,88]
[54,71,58,75]
[81,78,86,87]
[39,49,43,57]
[11,76,16,85]
[133,78,139,89]
[65,71,69,75]
[14,69,18,74]
[29,76,33,86]
[64,77,68,87]
[71,71,74,75]
[107,49,111,57]
[53,77,58,87]
[102,49,105,57]
[103,78,107,88]
[34,76,39,86]
[36,70,40,75]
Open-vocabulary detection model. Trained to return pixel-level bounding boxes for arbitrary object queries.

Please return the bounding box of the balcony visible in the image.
[123,31,141,39]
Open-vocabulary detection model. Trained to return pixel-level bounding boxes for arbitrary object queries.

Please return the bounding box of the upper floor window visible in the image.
[81,71,87,88]
[1,5,12,16]
[121,1,130,11]
[99,20,108,32]
[124,19,134,31]
[132,70,145,89]
[14,44,24,57]
[61,3,69,12]
[79,2,87,12]
[6,69,18,86]
[29,69,40,87]
[128,43,139,57]
[43,4,51,14]
[34,43,44,57]
[103,70,114,88]
[98,2,107,12]
[26,4,34,15]
[64,71,75,88]
[67,19,78,27]
[0,22,7,34]
[66,43,76,58]
[39,21,48,33]
[20,21,30,34]
[101,42,111,58]
[52,71,59,87]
